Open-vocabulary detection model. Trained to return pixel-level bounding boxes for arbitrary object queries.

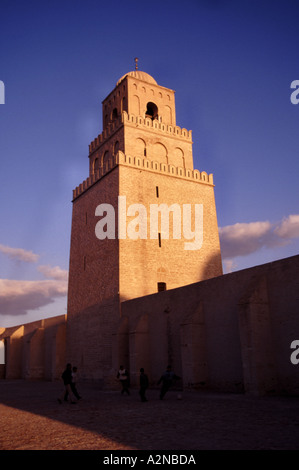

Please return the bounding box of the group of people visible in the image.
[58,363,82,404]
[117,364,180,402]
[58,363,180,404]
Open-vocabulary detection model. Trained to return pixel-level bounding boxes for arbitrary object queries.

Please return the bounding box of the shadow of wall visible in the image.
[65,295,121,387]
[2,255,299,397]
[120,254,299,396]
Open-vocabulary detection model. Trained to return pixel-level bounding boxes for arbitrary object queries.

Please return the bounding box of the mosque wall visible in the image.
[1,255,298,395]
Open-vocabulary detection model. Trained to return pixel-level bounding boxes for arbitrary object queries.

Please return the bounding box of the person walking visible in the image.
[117,365,130,395]
[158,365,180,400]
[70,366,82,400]
[139,368,149,402]
[58,363,77,404]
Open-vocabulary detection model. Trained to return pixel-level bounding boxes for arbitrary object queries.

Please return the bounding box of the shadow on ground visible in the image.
[0,380,299,450]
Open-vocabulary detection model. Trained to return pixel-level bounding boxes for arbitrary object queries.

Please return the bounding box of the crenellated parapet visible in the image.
[89,114,123,153]
[73,150,213,200]
[122,111,192,140]
[89,111,192,154]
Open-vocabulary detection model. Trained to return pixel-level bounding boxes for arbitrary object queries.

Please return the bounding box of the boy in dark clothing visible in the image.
[64,366,82,401]
[139,368,149,402]
[70,366,82,400]
[158,365,180,400]
[58,363,76,404]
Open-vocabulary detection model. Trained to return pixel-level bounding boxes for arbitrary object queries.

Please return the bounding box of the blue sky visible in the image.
[0,0,299,351]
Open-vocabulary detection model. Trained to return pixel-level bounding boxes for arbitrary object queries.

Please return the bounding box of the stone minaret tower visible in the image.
[67,64,222,318]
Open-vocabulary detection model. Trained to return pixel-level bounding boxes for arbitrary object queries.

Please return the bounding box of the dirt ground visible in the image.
[0,379,299,451]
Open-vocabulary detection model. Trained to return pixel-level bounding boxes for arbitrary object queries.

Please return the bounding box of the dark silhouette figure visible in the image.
[158,365,180,400]
[58,363,76,404]
[70,366,82,400]
[64,366,82,401]
[139,368,149,402]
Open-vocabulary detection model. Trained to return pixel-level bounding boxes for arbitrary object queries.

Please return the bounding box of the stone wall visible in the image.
[1,256,298,396]
[0,315,66,380]
[118,163,222,300]
[119,254,299,396]
[70,151,222,307]
[66,296,121,386]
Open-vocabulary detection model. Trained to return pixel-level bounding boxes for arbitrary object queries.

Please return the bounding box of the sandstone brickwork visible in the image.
[65,68,222,382]
[1,69,298,397]
[69,69,222,313]
[119,254,299,396]
[1,255,299,395]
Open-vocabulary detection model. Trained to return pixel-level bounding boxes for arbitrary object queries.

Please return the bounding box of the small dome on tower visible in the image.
[117,70,157,86]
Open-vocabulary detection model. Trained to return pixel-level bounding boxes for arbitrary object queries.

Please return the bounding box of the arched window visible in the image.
[136,138,146,157]
[153,142,168,163]
[103,151,110,168]
[145,102,158,120]
[114,141,119,155]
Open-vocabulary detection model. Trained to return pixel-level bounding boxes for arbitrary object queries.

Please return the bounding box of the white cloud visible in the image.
[274,214,299,239]
[0,244,39,263]
[0,244,68,317]
[219,214,299,261]
[38,265,68,281]
[0,278,67,317]
[219,220,274,258]
[223,258,238,273]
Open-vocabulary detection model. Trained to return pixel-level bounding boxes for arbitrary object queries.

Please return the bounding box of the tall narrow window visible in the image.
[121,96,126,113]
[112,108,118,121]
[158,233,161,247]
[156,186,159,198]
[93,158,99,173]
